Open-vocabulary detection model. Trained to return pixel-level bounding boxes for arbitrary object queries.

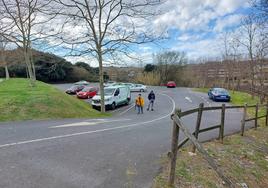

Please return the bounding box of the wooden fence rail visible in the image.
[168,102,268,187]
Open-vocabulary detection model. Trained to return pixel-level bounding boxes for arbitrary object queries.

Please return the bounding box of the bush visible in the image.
[135,71,161,86]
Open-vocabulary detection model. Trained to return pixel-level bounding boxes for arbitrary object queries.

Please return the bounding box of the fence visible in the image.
[168,103,268,187]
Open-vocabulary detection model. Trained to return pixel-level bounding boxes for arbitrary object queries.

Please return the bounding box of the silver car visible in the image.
[129,84,147,92]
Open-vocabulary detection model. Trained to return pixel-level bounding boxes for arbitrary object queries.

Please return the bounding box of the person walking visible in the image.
[147,90,155,111]
[135,94,144,114]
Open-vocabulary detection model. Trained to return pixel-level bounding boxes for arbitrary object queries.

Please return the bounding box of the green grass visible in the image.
[193,87,260,105]
[0,78,108,122]
[152,88,268,188]
[153,127,268,188]
[193,87,267,122]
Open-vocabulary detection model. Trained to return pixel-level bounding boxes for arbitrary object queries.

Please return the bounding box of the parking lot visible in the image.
[0,84,247,188]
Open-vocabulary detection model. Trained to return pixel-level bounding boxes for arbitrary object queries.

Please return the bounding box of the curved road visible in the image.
[0,86,246,188]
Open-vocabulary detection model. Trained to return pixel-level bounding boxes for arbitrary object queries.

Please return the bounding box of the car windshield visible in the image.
[70,86,79,90]
[81,87,91,92]
[97,88,115,95]
[215,89,229,95]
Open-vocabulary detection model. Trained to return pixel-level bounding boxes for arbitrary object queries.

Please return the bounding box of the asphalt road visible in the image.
[0,85,248,188]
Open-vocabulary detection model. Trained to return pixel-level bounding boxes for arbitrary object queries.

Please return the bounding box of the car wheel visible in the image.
[111,102,116,110]
[125,100,129,105]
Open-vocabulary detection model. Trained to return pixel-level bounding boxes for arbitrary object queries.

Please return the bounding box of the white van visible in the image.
[92,85,131,110]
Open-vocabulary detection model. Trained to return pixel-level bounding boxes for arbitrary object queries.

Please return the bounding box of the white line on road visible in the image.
[185,96,192,103]
[118,104,135,116]
[0,93,175,149]
[50,119,131,128]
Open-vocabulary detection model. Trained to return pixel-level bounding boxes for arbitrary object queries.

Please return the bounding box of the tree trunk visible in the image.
[5,65,9,80]
[23,49,35,86]
[97,48,105,113]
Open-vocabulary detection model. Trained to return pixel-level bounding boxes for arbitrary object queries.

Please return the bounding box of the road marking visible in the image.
[118,104,135,116]
[0,93,175,149]
[185,97,192,103]
[50,119,131,128]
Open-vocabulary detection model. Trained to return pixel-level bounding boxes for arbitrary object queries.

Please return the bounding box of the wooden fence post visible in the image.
[255,103,259,130]
[219,104,225,143]
[266,103,268,127]
[168,111,180,186]
[241,103,247,136]
[192,103,204,153]
[173,116,235,188]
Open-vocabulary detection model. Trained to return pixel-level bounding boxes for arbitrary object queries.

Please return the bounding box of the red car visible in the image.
[167,81,176,88]
[77,87,98,99]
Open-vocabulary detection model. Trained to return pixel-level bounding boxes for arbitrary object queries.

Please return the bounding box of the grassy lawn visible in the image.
[0,78,108,122]
[153,88,268,188]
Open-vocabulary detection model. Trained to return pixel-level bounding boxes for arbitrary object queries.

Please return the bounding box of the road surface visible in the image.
[0,85,247,188]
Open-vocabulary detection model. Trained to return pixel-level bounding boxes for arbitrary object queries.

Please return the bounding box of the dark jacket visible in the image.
[148,92,155,100]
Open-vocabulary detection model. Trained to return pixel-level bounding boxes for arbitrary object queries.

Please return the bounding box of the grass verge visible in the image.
[193,87,266,124]
[152,88,268,188]
[0,78,108,122]
[153,126,268,188]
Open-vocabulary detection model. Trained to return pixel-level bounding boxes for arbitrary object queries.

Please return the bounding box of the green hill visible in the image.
[0,78,107,122]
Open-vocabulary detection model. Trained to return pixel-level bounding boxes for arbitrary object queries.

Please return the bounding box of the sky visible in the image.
[132,0,251,66]
[36,0,251,67]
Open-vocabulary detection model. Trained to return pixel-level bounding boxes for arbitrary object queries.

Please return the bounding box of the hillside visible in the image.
[0,78,107,122]
[0,49,99,83]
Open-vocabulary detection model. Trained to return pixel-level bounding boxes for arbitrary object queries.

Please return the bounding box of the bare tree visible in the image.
[0,35,9,79]
[237,15,258,95]
[220,31,243,92]
[53,0,163,112]
[0,0,57,85]
[155,51,187,84]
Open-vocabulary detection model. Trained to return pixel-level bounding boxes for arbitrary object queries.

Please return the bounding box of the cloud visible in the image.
[214,14,243,32]
[153,0,247,33]
[173,35,224,60]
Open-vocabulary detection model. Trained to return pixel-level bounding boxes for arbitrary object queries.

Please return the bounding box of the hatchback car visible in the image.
[208,88,231,102]
[77,87,98,99]
[65,85,85,95]
[74,80,90,86]
[167,81,176,88]
[129,84,147,92]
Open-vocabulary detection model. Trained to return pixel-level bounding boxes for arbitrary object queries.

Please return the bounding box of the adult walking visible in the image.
[135,94,144,114]
[147,90,155,111]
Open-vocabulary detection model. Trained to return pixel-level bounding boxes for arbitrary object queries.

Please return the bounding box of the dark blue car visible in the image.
[208,88,231,102]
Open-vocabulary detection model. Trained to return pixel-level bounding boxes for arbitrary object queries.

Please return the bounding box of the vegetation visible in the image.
[155,51,187,85]
[0,78,108,122]
[135,71,161,86]
[153,126,268,188]
[193,88,266,119]
[153,88,268,187]
[0,49,99,83]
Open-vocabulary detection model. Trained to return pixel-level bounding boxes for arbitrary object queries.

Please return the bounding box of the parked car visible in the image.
[104,81,116,87]
[92,85,131,110]
[74,80,90,86]
[65,85,85,95]
[208,88,231,102]
[167,81,176,88]
[129,84,147,92]
[77,87,98,99]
